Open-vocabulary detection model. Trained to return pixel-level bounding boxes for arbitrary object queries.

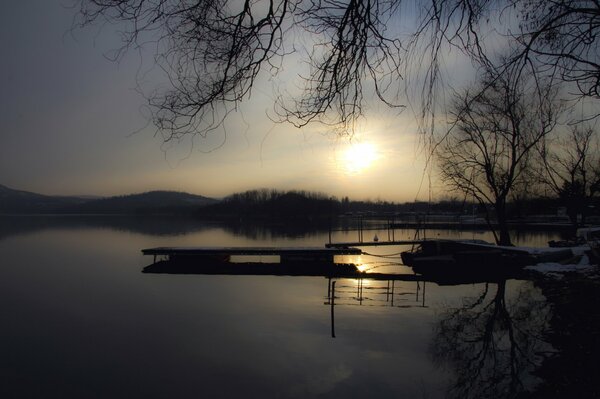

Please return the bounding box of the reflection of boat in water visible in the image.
[401,239,574,281]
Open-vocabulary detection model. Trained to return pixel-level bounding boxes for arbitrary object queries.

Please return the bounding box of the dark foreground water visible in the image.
[0,216,564,398]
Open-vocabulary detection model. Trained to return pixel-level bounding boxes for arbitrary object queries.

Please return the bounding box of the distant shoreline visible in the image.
[0,213,582,231]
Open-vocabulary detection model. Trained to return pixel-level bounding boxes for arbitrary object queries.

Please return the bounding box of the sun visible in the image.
[343,142,378,175]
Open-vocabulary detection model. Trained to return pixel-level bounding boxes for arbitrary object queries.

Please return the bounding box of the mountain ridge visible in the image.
[0,184,218,214]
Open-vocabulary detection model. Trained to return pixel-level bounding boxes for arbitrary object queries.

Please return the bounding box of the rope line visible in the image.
[361,251,404,258]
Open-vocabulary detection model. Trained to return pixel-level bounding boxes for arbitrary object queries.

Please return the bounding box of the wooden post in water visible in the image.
[331,281,336,338]
[386,280,390,302]
[416,281,426,307]
[357,278,363,305]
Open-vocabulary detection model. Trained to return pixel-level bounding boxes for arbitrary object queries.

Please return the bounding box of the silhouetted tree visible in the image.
[437,66,560,245]
[537,126,600,227]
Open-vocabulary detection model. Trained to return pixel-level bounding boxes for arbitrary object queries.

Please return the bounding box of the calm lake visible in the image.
[0,216,565,398]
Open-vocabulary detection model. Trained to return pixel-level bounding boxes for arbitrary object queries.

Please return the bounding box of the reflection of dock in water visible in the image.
[325,277,427,308]
[142,258,425,280]
[325,277,426,338]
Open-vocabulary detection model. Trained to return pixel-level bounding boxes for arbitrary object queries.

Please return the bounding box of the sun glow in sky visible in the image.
[342,142,379,175]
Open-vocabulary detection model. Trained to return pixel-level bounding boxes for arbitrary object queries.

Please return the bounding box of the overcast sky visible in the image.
[0,1,447,201]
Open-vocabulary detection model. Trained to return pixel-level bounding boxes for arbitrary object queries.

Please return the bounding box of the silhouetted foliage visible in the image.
[199,189,340,219]
[197,188,421,219]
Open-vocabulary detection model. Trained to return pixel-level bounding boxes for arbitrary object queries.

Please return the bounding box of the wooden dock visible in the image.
[142,246,362,264]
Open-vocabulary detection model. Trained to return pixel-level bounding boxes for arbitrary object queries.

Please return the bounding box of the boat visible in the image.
[401,239,574,280]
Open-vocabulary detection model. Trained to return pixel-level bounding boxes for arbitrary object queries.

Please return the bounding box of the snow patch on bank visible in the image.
[525,252,598,280]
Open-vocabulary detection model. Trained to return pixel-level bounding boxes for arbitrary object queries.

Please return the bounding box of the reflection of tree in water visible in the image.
[431,280,553,399]
[221,219,330,241]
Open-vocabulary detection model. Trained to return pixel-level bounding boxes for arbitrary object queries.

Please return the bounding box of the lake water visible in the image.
[0,216,564,398]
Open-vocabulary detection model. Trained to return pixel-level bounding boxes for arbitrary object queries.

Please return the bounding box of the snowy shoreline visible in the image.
[525,245,598,279]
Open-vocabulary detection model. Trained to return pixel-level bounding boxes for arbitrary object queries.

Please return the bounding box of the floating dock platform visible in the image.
[142,246,362,264]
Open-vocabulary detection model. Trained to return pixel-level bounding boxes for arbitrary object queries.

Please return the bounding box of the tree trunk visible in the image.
[495,201,513,246]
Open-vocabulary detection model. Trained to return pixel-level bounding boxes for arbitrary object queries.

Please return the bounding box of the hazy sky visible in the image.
[1,1,443,202]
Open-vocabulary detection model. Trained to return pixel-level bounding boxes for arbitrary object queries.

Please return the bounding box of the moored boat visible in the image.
[401,239,574,279]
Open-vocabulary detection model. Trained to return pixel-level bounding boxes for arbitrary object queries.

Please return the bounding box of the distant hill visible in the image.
[70,191,218,214]
[0,185,217,214]
[0,184,87,213]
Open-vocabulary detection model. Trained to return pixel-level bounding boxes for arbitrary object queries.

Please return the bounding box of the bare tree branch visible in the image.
[74,1,600,156]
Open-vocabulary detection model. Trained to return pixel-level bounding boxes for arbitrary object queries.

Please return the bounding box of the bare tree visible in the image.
[537,126,600,227]
[436,66,560,245]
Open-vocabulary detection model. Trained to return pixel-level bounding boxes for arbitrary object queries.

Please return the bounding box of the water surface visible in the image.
[0,216,559,398]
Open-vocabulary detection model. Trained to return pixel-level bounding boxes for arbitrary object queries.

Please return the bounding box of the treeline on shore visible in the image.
[3,184,599,226]
[196,188,600,225]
